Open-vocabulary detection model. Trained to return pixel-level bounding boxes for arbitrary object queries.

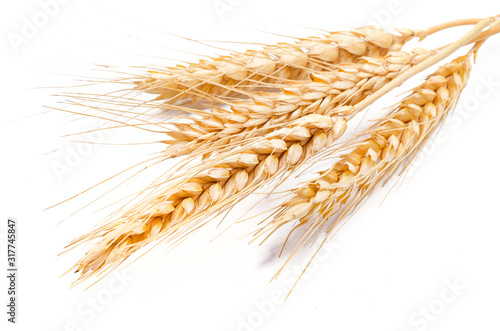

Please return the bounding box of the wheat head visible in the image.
[162,48,433,158]
[134,27,412,105]
[253,51,474,276]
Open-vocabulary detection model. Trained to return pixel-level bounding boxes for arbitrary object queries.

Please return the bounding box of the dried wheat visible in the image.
[64,18,497,286]
[163,48,432,158]
[135,26,411,104]
[253,52,474,280]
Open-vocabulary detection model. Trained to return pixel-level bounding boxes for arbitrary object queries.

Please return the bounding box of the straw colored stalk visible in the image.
[135,26,412,105]
[253,53,473,276]
[163,48,433,158]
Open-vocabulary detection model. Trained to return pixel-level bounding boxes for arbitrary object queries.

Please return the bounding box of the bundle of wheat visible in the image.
[61,16,499,287]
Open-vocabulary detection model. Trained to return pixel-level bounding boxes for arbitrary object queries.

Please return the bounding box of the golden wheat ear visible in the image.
[133,26,412,105]
[127,17,495,108]
[161,47,433,159]
[254,47,476,286]
[65,112,347,285]
[57,18,494,141]
[53,28,412,160]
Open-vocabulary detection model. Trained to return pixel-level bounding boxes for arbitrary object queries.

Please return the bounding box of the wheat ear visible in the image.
[59,19,490,137]
[162,48,433,158]
[66,113,348,283]
[253,51,474,281]
[54,31,409,147]
[134,26,411,105]
[125,18,491,107]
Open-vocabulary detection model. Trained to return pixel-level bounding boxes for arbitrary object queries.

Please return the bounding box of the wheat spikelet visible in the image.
[163,48,433,158]
[253,51,474,277]
[134,26,412,105]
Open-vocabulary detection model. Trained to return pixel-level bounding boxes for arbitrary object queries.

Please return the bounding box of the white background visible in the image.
[2,0,500,330]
